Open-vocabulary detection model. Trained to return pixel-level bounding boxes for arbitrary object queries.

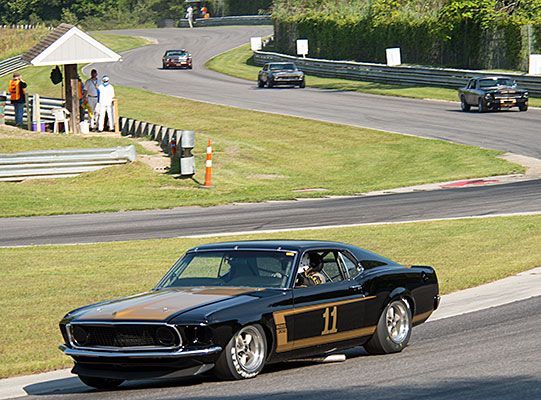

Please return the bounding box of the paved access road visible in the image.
[20,296,541,400]
[2,179,540,246]
[91,26,541,159]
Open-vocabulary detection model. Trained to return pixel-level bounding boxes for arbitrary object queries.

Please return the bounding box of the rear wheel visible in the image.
[215,324,267,380]
[78,375,124,389]
[364,298,412,355]
[519,103,528,112]
[460,96,470,111]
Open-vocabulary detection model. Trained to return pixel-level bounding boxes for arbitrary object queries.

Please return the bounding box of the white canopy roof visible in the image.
[23,24,121,66]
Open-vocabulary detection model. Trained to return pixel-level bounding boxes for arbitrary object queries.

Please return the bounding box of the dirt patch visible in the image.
[137,140,170,172]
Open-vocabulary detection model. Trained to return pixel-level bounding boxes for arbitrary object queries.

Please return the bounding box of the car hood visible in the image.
[74,287,259,321]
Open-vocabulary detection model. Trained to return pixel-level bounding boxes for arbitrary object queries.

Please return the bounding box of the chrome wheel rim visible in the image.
[233,326,265,373]
[386,301,409,343]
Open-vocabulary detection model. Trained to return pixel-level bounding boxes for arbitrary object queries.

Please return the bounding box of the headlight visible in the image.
[484,93,493,100]
[524,92,529,98]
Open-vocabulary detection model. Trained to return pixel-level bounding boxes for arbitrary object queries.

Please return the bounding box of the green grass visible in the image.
[0,27,50,60]
[0,214,539,378]
[0,98,522,217]
[206,43,541,108]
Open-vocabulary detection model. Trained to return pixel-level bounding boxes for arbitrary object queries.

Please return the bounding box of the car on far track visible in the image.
[258,62,305,88]
[162,49,192,69]
[458,76,528,112]
[59,240,439,389]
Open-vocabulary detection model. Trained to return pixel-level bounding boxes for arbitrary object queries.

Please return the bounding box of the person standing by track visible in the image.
[97,75,115,132]
[83,69,99,130]
[8,72,27,127]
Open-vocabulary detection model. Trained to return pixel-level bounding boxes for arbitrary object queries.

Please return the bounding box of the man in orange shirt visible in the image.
[8,72,27,127]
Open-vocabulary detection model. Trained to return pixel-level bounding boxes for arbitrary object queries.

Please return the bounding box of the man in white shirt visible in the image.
[97,75,115,132]
[83,69,99,129]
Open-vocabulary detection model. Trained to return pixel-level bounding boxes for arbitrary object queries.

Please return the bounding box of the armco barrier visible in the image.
[3,96,64,124]
[0,55,30,78]
[0,146,136,182]
[178,15,272,28]
[253,51,541,97]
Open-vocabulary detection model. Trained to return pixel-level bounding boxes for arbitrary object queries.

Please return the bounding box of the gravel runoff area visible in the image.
[0,266,540,399]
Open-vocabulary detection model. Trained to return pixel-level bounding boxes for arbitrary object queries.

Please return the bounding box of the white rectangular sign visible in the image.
[386,47,401,66]
[250,37,262,51]
[529,54,541,75]
[297,39,309,57]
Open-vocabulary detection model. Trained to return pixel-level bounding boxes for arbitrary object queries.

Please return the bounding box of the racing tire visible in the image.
[266,79,273,88]
[78,375,124,389]
[364,298,412,355]
[460,96,470,111]
[163,63,168,69]
[478,98,487,113]
[299,79,306,88]
[258,79,265,88]
[214,324,267,380]
[188,65,193,70]
[519,103,528,112]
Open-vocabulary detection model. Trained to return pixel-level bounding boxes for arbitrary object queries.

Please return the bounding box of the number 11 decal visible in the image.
[321,306,338,335]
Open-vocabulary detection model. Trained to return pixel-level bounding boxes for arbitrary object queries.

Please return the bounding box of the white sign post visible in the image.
[297,39,308,58]
[529,54,541,75]
[250,37,262,52]
[386,47,401,66]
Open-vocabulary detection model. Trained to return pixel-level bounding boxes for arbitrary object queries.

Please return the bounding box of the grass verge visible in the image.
[0,214,539,377]
[205,43,541,108]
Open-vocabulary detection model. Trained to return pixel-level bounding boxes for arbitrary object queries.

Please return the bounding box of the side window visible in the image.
[320,252,345,282]
[467,79,474,89]
[339,252,360,279]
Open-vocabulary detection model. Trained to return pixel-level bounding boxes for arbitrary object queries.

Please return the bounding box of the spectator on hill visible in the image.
[8,72,27,127]
[97,75,115,132]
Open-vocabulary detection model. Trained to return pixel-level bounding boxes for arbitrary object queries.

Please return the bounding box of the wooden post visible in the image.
[25,95,32,130]
[64,63,80,134]
[33,93,41,132]
[113,99,119,134]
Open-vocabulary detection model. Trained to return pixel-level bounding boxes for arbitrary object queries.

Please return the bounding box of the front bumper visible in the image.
[487,98,527,108]
[59,344,221,358]
[272,75,304,85]
[165,61,191,68]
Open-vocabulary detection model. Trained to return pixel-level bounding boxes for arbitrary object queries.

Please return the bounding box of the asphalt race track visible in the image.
[21,296,541,400]
[1,179,540,246]
[89,26,541,159]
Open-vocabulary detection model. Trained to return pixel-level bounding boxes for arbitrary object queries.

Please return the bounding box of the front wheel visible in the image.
[478,97,487,113]
[78,375,124,389]
[266,79,273,88]
[258,78,265,88]
[214,324,267,380]
[519,103,528,112]
[299,79,306,88]
[460,96,470,111]
[364,298,412,355]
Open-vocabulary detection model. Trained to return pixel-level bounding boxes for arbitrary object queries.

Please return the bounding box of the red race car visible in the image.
[162,49,192,69]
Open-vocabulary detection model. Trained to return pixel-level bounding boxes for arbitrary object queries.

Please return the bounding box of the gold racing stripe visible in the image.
[412,310,433,324]
[273,296,376,353]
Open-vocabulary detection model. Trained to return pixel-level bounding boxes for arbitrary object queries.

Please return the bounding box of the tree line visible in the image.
[0,0,271,29]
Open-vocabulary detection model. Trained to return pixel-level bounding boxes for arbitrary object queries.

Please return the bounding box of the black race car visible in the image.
[458,76,528,112]
[59,240,439,388]
[258,62,305,88]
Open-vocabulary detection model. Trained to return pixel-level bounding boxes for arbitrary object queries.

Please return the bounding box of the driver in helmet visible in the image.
[296,252,326,286]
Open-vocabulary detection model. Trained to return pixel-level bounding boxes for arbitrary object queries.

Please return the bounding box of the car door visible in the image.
[260,65,269,83]
[274,249,374,353]
[465,79,476,104]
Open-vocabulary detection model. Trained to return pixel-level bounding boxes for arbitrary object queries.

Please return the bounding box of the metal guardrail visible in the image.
[178,15,272,28]
[0,55,30,78]
[3,96,64,124]
[0,146,136,181]
[253,51,541,97]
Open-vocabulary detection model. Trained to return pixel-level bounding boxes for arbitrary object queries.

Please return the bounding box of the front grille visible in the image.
[69,324,181,349]
[494,92,518,100]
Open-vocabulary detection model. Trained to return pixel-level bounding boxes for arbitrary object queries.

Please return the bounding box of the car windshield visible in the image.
[479,78,514,88]
[270,63,295,71]
[166,51,188,57]
[156,250,297,289]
